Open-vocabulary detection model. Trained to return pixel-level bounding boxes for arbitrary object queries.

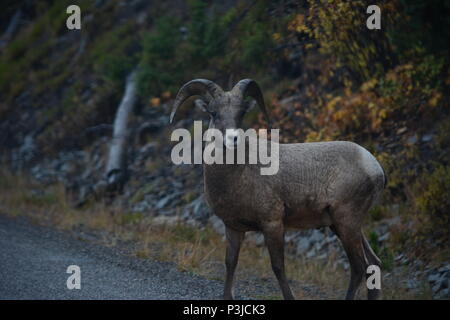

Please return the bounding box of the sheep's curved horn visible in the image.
[232,79,271,127]
[170,79,224,124]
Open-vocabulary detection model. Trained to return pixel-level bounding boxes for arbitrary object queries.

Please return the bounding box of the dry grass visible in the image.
[0,169,432,299]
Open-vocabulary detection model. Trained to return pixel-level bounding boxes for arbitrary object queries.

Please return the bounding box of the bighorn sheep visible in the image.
[170,79,386,300]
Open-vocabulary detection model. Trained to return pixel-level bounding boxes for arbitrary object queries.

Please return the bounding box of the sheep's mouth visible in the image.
[224,129,241,149]
[224,141,238,149]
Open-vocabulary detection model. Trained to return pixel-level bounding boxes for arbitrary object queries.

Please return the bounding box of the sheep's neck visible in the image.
[203,161,244,180]
[203,161,245,193]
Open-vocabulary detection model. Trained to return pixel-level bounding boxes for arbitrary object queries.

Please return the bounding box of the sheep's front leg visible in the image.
[223,226,245,300]
[263,223,295,300]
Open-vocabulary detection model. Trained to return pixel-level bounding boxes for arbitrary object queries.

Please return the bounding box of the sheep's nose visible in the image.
[225,129,240,149]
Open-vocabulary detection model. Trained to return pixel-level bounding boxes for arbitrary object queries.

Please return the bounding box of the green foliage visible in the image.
[222,0,277,74]
[171,224,197,242]
[120,212,144,225]
[415,165,450,240]
[137,0,229,97]
[368,231,395,271]
[89,24,138,87]
[239,21,273,69]
[392,0,450,56]
[369,206,385,222]
[130,189,145,204]
[187,0,226,64]
[302,0,397,82]
[0,24,51,98]
[138,16,183,96]
[137,0,278,97]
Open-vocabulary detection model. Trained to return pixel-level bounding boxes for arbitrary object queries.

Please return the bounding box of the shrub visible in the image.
[89,24,138,87]
[138,17,182,96]
[414,165,450,240]
[368,231,395,271]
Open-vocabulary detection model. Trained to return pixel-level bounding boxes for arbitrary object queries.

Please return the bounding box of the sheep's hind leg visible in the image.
[223,226,245,300]
[362,233,382,300]
[262,223,295,300]
[331,224,368,300]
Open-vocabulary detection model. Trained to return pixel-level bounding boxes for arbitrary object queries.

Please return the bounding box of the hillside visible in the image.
[0,0,449,299]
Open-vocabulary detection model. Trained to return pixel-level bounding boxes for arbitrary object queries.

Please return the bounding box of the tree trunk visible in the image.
[75,70,138,207]
[105,70,138,191]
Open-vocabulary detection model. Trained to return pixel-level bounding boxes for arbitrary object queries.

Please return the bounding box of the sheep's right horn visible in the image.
[232,79,271,128]
[170,79,223,124]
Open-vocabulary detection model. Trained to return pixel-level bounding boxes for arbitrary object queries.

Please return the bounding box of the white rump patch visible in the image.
[358,145,384,179]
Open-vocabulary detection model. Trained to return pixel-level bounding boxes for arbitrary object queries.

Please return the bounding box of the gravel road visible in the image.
[0,215,225,299]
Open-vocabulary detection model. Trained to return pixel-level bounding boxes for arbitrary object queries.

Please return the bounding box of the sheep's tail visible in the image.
[380,164,388,189]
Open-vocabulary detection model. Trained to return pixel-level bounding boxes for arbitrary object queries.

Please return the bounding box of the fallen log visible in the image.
[105,70,138,192]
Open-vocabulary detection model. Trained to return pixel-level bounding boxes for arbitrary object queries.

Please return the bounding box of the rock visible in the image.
[428,273,441,283]
[209,215,225,236]
[155,192,181,209]
[342,262,349,271]
[306,248,317,258]
[182,195,210,222]
[138,142,156,159]
[442,278,449,289]
[438,264,450,273]
[436,287,450,299]
[314,239,325,251]
[179,26,188,40]
[285,232,299,242]
[184,218,202,228]
[295,237,311,255]
[429,267,449,298]
[379,232,390,242]
[432,282,442,293]
[19,134,37,163]
[247,232,265,247]
[404,279,419,289]
[79,185,93,201]
[310,229,325,243]
[375,223,389,236]
[406,135,417,145]
[421,134,433,142]
[325,234,337,244]
[316,253,328,260]
[152,216,182,227]
[132,200,152,213]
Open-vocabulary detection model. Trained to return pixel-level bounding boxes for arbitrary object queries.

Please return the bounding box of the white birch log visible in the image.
[105,70,137,189]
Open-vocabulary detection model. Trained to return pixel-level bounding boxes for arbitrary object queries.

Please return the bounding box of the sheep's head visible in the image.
[170,79,270,148]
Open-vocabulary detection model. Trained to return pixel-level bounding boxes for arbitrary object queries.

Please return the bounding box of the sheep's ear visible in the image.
[232,79,271,128]
[244,99,257,112]
[194,99,208,113]
[170,79,224,124]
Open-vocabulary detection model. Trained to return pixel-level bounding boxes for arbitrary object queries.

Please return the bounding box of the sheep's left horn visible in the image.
[170,79,224,124]
[232,79,271,127]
